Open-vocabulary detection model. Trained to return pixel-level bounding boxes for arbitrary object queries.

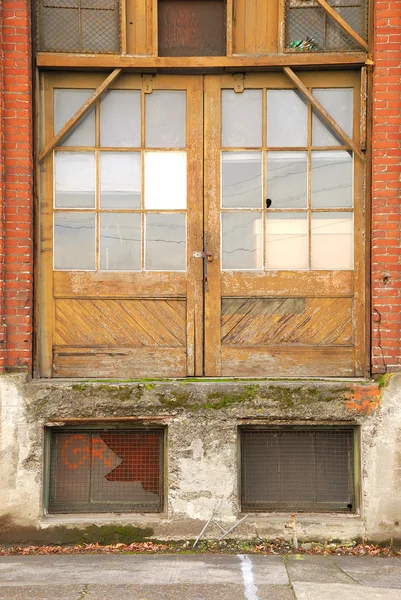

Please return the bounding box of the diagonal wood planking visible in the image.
[54,299,186,348]
[221,297,353,346]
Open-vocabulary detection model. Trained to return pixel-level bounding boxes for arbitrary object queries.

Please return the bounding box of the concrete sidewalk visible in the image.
[0,554,401,599]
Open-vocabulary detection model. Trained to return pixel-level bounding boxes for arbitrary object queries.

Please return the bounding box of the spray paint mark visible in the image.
[238,554,259,600]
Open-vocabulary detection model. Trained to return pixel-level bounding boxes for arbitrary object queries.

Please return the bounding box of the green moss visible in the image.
[204,384,259,409]
[375,373,393,390]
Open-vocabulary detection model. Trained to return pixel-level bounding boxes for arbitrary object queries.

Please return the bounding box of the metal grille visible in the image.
[48,429,164,513]
[37,1,121,54]
[241,427,356,512]
[285,0,368,52]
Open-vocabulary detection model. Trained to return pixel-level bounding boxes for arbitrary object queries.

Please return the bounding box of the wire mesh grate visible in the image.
[241,427,356,512]
[285,0,368,52]
[48,429,164,513]
[37,1,121,54]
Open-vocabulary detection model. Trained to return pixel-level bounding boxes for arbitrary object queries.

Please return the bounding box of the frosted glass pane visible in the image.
[266,214,308,270]
[54,213,95,270]
[145,213,186,271]
[311,213,353,270]
[100,152,141,209]
[222,90,262,148]
[100,90,141,147]
[54,89,95,147]
[145,91,186,148]
[222,212,263,270]
[267,90,307,147]
[54,152,95,208]
[312,151,353,208]
[221,152,262,208]
[312,88,354,146]
[144,152,187,209]
[266,152,308,209]
[100,213,141,271]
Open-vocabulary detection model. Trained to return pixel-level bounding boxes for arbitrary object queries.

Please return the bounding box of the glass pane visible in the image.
[100,213,141,271]
[54,212,95,270]
[100,152,141,209]
[267,90,307,147]
[221,152,262,208]
[266,213,308,270]
[54,152,95,208]
[311,151,353,208]
[144,152,187,209]
[221,212,263,270]
[54,89,95,147]
[145,213,186,271]
[266,152,308,209]
[100,90,141,148]
[145,91,186,148]
[312,88,354,146]
[311,213,353,270]
[222,90,262,148]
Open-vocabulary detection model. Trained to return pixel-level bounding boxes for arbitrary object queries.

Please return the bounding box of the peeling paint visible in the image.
[345,384,381,414]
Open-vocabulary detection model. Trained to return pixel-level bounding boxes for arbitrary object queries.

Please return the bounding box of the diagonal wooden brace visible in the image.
[283,67,365,162]
[38,68,122,163]
[314,0,369,52]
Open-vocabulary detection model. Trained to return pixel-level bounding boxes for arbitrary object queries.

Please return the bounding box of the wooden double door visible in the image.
[38,71,366,378]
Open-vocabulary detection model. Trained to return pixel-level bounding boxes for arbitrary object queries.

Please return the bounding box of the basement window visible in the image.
[240,427,356,513]
[47,428,164,513]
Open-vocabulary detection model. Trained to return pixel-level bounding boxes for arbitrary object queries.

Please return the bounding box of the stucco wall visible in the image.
[0,374,400,544]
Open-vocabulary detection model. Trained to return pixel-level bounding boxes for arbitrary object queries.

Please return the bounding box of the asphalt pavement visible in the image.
[0,553,401,599]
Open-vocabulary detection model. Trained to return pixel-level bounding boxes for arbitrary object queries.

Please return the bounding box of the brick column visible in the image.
[371,0,401,373]
[0,1,33,372]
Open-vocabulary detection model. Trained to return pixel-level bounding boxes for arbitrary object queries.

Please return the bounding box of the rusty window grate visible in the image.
[241,427,356,512]
[37,1,121,54]
[285,0,368,52]
[48,429,164,513]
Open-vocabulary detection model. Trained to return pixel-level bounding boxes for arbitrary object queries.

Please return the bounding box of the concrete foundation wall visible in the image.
[0,374,401,544]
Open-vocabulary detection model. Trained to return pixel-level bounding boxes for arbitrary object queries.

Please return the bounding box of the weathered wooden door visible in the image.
[39,71,366,378]
[203,72,366,377]
[39,73,203,378]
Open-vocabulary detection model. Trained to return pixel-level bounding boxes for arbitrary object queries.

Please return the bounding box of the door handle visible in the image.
[193,237,213,292]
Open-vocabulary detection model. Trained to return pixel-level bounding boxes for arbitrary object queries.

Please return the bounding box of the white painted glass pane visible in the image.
[100,152,141,209]
[222,90,262,148]
[145,91,186,148]
[266,213,308,270]
[54,152,95,208]
[221,152,262,208]
[311,213,353,270]
[100,213,141,271]
[100,90,141,147]
[222,212,263,270]
[54,89,95,147]
[144,152,187,209]
[145,213,186,271]
[312,88,354,146]
[267,90,308,147]
[54,212,95,270]
[312,151,353,208]
[266,152,308,209]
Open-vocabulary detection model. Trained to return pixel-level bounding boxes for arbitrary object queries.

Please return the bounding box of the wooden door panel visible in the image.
[221,297,353,346]
[221,346,354,377]
[53,347,187,378]
[204,71,366,377]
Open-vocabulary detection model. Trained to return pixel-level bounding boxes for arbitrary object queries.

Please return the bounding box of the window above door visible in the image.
[36,0,370,59]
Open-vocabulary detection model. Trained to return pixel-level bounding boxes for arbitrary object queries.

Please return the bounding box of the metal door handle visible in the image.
[193,237,213,291]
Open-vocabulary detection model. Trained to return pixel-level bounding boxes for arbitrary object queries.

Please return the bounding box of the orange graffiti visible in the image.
[345,384,381,414]
[61,435,114,469]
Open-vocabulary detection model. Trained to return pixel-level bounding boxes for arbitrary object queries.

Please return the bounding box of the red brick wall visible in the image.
[0,1,33,372]
[372,0,401,373]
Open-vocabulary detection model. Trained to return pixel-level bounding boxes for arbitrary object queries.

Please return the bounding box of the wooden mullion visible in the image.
[38,68,122,163]
[282,67,365,162]
[314,0,369,51]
